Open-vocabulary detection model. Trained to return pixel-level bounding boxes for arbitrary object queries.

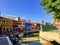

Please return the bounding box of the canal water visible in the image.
[19,31,60,45]
[20,41,41,45]
[21,32,41,45]
[30,41,42,45]
[26,41,41,45]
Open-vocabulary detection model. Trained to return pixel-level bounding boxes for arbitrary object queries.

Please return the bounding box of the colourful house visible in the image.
[30,22,36,31]
[12,17,25,35]
[0,16,13,35]
[23,20,32,32]
[25,22,31,32]
[12,20,18,35]
[33,22,41,31]
[18,20,25,33]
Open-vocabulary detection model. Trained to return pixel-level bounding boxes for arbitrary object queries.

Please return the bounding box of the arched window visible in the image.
[7,28,9,32]
[3,27,5,31]
[0,27,2,34]
[2,19,6,24]
[0,18,2,23]
[10,20,13,25]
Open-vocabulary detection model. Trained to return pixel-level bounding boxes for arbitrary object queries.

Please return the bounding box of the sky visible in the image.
[0,0,54,23]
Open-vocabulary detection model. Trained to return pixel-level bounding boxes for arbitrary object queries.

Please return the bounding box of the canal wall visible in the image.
[39,30,60,45]
[40,37,53,45]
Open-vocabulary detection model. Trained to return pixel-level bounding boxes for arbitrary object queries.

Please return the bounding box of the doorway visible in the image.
[0,27,2,34]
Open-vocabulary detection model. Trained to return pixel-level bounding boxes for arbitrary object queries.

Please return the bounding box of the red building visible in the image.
[12,17,25,35]
[45,22,52,25]
[18,20,25,33]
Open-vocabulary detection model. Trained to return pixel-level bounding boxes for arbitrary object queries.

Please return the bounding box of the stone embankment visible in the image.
[39,30,60,45]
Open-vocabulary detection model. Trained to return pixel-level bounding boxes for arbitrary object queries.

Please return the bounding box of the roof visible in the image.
[0,16,20,21]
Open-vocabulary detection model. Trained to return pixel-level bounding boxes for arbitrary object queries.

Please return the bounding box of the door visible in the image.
[0,27,2,34]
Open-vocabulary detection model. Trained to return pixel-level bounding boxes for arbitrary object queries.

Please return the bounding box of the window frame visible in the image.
[2,19,6,24]
[0,18,2,23]
[10,20,13,25]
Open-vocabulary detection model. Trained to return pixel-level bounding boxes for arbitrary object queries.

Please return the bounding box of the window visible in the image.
[0,18,2,22]
[18,23,20,25]
[31,28,34,29]
[18,28,20,30]
[16,28,18,30]
[3,27,5,31]
[10,20,13,25]
[0,27,2,34]
[14,28,18,31]
[0,18,1,23]
[10,28,13,31]
[7,28,9,32]
[18,22,22,25]
[13,21,17,25]
[2,19,6,24]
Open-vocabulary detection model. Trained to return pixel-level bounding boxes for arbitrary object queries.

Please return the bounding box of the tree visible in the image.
[41,0,60,22]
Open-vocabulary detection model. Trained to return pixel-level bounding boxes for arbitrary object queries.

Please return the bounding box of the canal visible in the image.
[21,41,41,45]
[20,31,41,45]
[20,31,60,45]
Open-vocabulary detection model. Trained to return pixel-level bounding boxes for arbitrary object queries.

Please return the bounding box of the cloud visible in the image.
[1,14,27,19]
[6,15,17,17]
[1,14,17,18]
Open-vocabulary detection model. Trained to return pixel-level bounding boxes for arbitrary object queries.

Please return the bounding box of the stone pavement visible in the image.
[39,30,60,45]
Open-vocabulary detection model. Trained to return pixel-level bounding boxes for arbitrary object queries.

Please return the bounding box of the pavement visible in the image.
[39,30,60,45]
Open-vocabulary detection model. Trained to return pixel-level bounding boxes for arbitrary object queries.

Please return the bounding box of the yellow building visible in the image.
[0,16,13,35]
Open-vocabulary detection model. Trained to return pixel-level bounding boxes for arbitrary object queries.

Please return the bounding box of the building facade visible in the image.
[0,16,13,35]
[0,16,42,35]
[12,17,25,35]
[18,20,25,33]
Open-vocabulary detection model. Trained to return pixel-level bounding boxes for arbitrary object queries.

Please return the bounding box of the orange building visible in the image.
[0,16,25,35]
[0,16,13,35]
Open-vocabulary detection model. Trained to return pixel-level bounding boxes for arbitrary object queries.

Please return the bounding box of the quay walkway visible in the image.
[39,30,60,45]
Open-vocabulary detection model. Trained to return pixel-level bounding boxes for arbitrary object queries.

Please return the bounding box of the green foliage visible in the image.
[41,0,60,21]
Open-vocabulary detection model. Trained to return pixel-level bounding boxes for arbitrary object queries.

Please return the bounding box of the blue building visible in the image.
[25,22,31,32]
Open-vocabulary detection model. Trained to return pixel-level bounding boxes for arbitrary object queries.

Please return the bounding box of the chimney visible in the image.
[18,17,20,21]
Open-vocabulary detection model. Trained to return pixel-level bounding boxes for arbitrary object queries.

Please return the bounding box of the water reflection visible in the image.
[22,32,41,45]
[29,41,41,45]
[20,41,41,45]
